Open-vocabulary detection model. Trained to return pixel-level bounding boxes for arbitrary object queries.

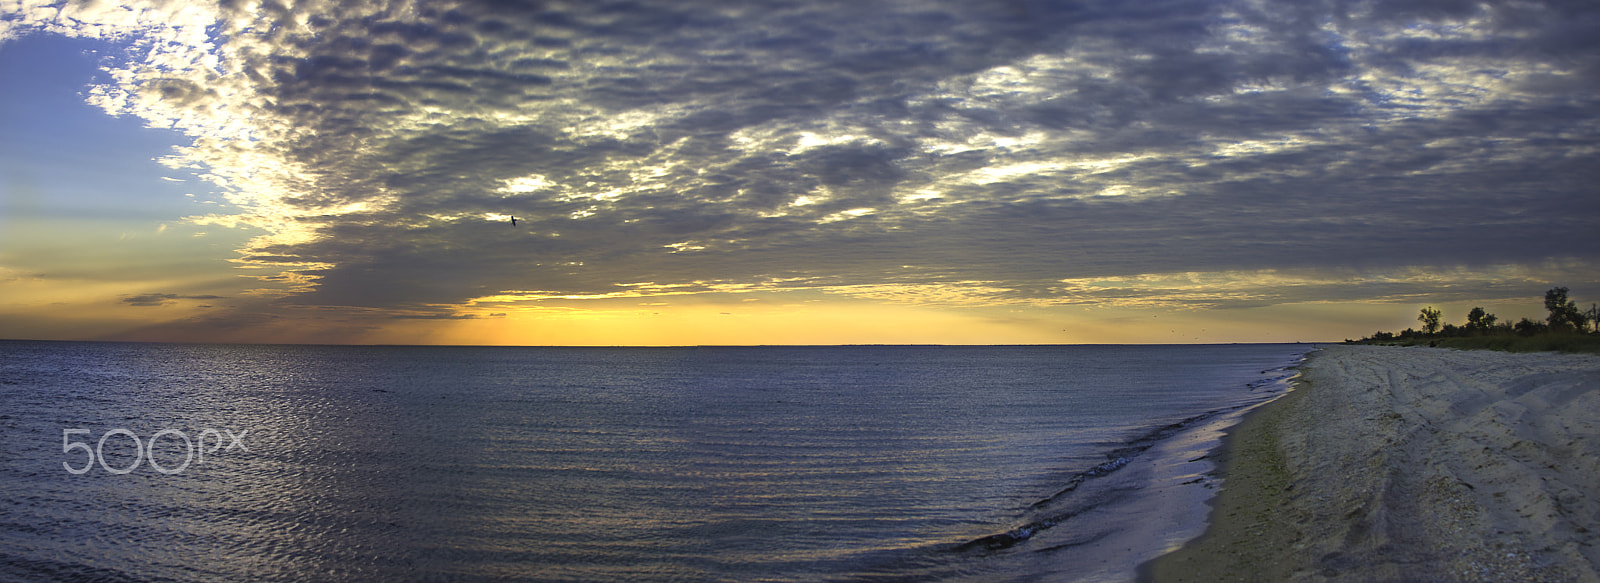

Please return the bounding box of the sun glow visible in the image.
[385,300,1064,346]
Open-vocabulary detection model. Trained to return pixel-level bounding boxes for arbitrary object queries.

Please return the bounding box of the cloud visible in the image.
[120,293,224,307]
[8,0,1599,322]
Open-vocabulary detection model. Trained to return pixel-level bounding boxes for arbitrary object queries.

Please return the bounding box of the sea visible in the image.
[0,341,1310,582]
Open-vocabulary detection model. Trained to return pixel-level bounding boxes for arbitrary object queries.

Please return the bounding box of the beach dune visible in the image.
[1148,345,1600,582]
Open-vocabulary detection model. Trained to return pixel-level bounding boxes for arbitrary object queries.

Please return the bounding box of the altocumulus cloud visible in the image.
[6,0,1599,315]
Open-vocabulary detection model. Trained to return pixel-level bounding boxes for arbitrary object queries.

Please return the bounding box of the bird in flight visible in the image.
[510,216,518,226]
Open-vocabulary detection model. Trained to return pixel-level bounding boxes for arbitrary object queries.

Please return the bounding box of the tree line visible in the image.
[1359,287,1598,344]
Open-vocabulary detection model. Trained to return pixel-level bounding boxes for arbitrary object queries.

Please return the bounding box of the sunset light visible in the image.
[3,0,1596,345]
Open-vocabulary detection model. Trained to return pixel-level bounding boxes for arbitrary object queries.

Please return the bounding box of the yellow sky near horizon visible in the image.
[1,274,1567,346]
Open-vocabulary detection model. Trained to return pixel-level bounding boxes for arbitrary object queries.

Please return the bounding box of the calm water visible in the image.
[0,341,1308,581]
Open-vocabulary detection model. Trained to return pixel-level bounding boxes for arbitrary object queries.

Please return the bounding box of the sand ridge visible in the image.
[1147,345,1600,582]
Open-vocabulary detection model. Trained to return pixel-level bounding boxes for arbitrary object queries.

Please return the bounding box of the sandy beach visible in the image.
[1146,344,1600,582]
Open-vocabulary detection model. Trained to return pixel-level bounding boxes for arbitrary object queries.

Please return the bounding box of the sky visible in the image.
[1,0,1597,346]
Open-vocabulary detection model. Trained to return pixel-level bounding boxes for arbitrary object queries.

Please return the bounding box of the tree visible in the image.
[1466,307,1497,333]
[1544,287,1588,332]
[1418,306,1442,335]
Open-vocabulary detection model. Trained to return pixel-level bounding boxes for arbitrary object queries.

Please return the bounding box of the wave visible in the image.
[0,553,158,583]
[951,361,1305,555]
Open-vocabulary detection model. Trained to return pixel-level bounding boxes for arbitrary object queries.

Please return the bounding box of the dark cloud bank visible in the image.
[31,0,1600,313]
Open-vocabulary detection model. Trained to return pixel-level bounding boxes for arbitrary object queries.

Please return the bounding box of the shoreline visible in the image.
[937,348,1309,582]
[1136,355,1310,581]
[1142,345,1600,582]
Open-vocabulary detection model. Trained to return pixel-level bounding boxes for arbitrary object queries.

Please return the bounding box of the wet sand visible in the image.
[1144,345,1600,582]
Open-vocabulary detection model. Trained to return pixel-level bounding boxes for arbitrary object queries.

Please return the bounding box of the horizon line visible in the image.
[0,337,1337,349]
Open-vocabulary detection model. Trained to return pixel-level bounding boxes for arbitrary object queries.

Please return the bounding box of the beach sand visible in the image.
[1144,345,1600,582]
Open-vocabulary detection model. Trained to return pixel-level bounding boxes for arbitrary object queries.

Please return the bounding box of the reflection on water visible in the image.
[0,341,1307,581]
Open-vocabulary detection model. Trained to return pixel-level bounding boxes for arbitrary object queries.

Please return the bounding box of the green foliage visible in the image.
[1417,306,1442,334]
[1515,317,1548,336]
[1349,287,1599,355]
[1424,335,1600,354]
[1545,287,1589,332]
[1466,306,1497,332]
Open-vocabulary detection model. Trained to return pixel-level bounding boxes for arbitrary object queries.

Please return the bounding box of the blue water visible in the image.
[0,341,1308,581]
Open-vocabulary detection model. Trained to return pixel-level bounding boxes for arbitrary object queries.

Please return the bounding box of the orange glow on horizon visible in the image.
[374,301,1076,346]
